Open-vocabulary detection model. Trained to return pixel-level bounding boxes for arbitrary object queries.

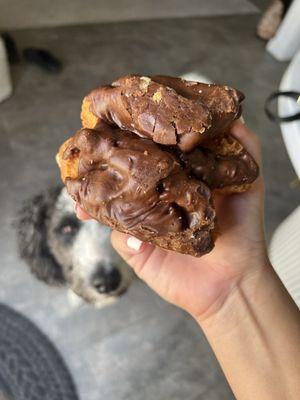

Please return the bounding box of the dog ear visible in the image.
[16,187,66,286]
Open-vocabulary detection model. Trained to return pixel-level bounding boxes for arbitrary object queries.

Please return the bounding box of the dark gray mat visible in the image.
[0,304,78,400]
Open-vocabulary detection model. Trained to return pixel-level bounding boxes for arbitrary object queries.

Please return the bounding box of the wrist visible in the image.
[194,258,273,329]
[194,260,300,400]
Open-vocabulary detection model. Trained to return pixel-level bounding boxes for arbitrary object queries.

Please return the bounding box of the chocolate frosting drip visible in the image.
[86,75,244,152]
[63,122,216,256]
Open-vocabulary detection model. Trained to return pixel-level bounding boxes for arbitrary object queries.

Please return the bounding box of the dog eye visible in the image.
[57,218,80,236]
[61,225,75,234]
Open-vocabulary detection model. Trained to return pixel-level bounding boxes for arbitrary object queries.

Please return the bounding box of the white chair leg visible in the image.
[0,37,13,103]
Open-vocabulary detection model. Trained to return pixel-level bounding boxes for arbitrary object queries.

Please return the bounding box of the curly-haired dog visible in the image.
[17,187,134,307]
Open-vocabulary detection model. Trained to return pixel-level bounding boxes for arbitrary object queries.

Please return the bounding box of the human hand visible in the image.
[76,121,268,321]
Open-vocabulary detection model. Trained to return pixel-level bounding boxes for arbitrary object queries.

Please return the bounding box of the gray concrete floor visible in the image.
[0,13,299,400]
[0,0,257,29]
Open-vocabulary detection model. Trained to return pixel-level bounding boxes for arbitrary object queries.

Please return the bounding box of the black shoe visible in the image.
[23,48,62,73]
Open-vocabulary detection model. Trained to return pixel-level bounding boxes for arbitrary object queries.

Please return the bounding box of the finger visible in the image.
[111,231,153,272]
[75,203,92,220]
[111,230,167,279]
[230,120,262,166]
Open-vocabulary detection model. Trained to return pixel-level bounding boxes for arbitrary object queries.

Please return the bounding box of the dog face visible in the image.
[17,187,134,306]
[49,189,133,302]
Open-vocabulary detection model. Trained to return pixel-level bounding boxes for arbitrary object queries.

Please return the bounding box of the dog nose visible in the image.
[91,267,121,293]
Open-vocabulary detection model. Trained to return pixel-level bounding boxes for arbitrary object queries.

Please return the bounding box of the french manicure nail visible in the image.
[127,236,143,252]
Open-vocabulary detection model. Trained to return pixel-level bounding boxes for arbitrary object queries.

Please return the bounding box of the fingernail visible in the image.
[74,203,78,214]
[127,236,143,252]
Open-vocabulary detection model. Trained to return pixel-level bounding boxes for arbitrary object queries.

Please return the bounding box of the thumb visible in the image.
[110,230,167,283]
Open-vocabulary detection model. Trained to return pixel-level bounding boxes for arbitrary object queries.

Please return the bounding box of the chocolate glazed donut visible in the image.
[178,133,259,192]
[80,75,258,192]
[57,75,259,257]
[81,75,244,152]
[57,122,216,257]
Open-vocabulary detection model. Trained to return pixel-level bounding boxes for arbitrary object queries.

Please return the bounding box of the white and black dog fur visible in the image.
[17,187,134,307]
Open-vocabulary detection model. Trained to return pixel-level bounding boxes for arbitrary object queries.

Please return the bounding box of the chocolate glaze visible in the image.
[57,75,260,256]
[179,142,259,189]
[62,122,216,256]
[86,75,244,152]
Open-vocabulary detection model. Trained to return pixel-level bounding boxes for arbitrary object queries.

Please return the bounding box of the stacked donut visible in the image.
[57,75,259,257]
